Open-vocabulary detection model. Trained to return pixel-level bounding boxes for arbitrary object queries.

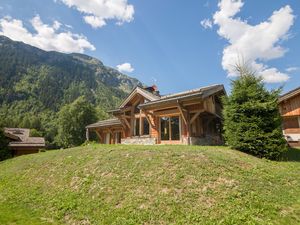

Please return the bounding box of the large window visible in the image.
[134,117,150,136]
[161,117,170,140]
[143,118,150,135]
[160,116,180,141]
[134,118,140,136]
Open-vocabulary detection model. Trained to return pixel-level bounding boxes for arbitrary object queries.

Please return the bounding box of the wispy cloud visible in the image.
[0,15,95,53]
[200,19,213,29]
[286,67,299,72]
[207,0,295,83]
[56,0,134,28]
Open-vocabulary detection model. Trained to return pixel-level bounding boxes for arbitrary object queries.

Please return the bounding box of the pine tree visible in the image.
[222,65,287,160]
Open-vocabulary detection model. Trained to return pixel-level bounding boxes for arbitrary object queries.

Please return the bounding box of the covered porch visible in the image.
[86,118,124,144]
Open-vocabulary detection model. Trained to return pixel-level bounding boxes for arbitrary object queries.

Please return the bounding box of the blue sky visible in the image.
[0,0,299,95]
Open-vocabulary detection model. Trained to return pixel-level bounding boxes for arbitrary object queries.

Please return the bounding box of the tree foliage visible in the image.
[0,128,11,161]
[55,96,97,148]
[222,65,287,160]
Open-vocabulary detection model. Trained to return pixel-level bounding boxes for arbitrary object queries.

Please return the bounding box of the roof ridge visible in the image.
[160,84,222,99]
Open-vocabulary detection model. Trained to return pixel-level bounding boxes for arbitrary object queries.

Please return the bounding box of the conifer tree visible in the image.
[222,65,287,160]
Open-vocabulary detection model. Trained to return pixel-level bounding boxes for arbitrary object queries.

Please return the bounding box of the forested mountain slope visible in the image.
[0,35,141,146]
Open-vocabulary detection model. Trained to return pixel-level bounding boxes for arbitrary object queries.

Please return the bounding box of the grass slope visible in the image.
[0,145,299,225]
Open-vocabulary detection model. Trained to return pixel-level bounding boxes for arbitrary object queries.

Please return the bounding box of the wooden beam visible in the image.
[121,117,131,129]
[144,110,155,117]
[154,108,179,117]
[142,109,155,128]
[95,130,102,142]
[177,101,188,125]
[189,110,204,125]
[139,109,142,136]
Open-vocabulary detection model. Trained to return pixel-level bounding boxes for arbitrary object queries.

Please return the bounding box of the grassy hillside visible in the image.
[0,145,299,225]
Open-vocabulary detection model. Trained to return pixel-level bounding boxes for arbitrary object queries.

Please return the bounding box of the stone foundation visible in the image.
[121,136,156,145]
[188,135,223,146]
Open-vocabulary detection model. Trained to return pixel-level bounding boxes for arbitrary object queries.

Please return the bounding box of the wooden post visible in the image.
[95,130,102,143]
[139,109,142,136]
[86,128,89,141]
[186,112,191,145]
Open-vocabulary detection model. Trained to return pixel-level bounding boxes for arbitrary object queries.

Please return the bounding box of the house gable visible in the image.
[119,86,160,108]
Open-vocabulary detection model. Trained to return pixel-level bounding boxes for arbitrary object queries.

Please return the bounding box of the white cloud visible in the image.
[200,19,213,29]
[211,0,295,83]
[117,62,134,73]
[285,67,299,72]
[0,15,95,53]
[57,0,134,28]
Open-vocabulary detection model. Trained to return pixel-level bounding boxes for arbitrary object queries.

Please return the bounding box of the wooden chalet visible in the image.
[86,84,226,145]
[279,87,300,147]
[4,128,46,156]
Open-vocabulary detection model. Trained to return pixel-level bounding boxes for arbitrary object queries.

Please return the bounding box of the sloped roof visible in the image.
[139,84,225,108]
[119,86,160,108]
[279,86,300,102]
[86,84,225,129]
[86,118,122,129]
[4,128,45,147]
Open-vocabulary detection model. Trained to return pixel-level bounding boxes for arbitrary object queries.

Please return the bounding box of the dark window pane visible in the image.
[135,118,140,136]
[143,118,149,135]
[170,116,180,140]
[160,117,169,140]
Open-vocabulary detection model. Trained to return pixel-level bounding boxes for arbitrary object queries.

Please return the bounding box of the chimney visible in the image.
[144,85,160,96]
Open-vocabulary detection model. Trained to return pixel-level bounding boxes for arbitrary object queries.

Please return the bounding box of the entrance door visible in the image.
[160,116,180,142]
[115,132,122,144]
[105,133,110,144]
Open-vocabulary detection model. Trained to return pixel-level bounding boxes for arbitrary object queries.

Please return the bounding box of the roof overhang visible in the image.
[139,85,225,110]
[139,92,203,110]
[86,118,122,129]
[279,86,300,103]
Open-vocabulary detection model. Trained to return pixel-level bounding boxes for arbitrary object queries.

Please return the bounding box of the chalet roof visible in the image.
[4,128,45,148]
[86,118,122,129]
[139,84,225,108]
[119,86,160,108]
[279,86,300,102]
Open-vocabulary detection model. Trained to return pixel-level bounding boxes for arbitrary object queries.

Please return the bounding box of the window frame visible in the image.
[160,115,181,142]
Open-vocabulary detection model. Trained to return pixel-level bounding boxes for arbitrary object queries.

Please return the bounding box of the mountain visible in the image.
[0,35,141,146]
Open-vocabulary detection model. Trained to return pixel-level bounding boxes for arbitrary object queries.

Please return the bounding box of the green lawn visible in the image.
[0,145,299,225]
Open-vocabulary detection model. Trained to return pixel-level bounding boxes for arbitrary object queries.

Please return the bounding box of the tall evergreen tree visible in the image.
[55,96,97,148]
[222,66,287,160]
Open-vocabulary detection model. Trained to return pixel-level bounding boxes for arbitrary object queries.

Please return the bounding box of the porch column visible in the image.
[186,112,191,145]
[86,128,90,141]
[298,116,300,128]
[139,109,142,136]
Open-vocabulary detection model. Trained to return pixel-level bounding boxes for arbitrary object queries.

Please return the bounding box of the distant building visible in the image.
[279,87,300,147]
[4,128,45,156]
[86,84,225,145]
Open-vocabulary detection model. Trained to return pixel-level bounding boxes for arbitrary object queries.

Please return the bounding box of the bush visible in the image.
[0,128,12,161]
[222,65,288,160]
[55,96,98,148]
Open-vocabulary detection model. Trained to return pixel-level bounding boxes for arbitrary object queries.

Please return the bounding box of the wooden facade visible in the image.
[279,87,300,147]
[86,85,225,145]
[4,128,46,156]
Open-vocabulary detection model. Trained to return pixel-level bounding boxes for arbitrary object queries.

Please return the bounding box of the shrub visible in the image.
[222,65,288,160]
